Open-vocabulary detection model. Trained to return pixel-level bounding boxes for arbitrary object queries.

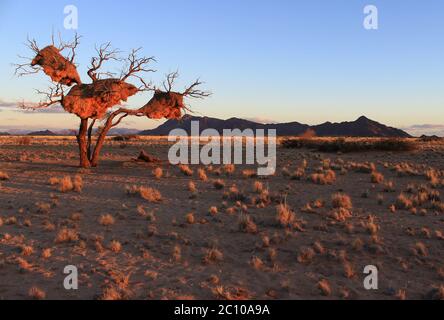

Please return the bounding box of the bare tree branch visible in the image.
[13,37,41,77]
[182,78,212,98]
[120,48,156,83]
[19,84,64,110]
[87,42,121,82]
[57,33,81,63]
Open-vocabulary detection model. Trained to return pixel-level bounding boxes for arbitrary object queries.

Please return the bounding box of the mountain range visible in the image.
[139,115,411,137]
[0,116,411,137]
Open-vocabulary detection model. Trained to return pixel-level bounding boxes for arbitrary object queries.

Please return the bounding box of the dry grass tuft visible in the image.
[253,181,264,193]
[311,170,336,185]
[317,279,331,296]
[331,193,353,210]
[223,164,236,175]
[179,164,193,176]
[109,240,122,253]
[203,248,224,264]
[297,247,315,265]
[238,214,258,233]
[198,168,208,181]
[99,214,115,226]
[250,256,264,269]
[152,167,163,179]
[126,185,162,202]
[55,228,78,244]
[188,181,197,193]
[28,287,46,300]
[59,176,73,192]
[41,248,52,259]
[0,171,10,180]
[209,206,218,216]
[276,202,295,227]
[213,179,225,190]
[412,242,428,257]
[186,212,195,224]
[371,171,384,184]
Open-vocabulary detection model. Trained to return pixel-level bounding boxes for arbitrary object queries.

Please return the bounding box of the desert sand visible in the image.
[0,136,443,300]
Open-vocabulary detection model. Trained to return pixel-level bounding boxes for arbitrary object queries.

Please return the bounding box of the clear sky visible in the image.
[0,0,443,134]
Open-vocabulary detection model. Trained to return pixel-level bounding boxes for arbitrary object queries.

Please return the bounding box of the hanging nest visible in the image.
[62,79,138,119]
[139,91,186,120]
[31,45,81,86]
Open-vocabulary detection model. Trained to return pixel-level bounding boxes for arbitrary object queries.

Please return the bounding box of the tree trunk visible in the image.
[77,118,91,168]
[90,126,109,167]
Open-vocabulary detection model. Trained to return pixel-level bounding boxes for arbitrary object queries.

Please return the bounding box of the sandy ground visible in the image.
[0,136,444,300]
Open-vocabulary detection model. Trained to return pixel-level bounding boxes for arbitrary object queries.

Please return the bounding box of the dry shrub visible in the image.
[186,213,195,224]
[48,177,59,185]
[41,248,52,259]
[28,287,46,300]
[396,193,413,210]
[109,240,122,253]
[36,202,51,214]
[73,175,83,192]
[0,171,9,180]
[99,214,115,226]
[291,168,305,180]
[19,245,33,256]
[203,248,224,264]
[198,168,208,181]
[371,171,384,184]
[126,185,162,202]
[383,180,395,192]
[152,167,163,179]
[297,247,315,265]
[313,241,325,254]
[253,181,264,193]
[330,207,352,222]
[238,214,258,233]
[412,242,428,257]
[343,262,355,278]
[317,279,331,296]
[173,245,181,262]
[395,289,407,300]
[365,215,379,235]
[311,170,336,185]
[331,193,353,210]
[223,164,236,175]
[188,181,197,193]
[179,164,193,176]
[55,228,78,243]
[16,136,32,145]
[250,256,264,269]
[213,179,225,190]
[242,169,257,179]
[100,286,123,300]
[276,203,295,227]
[283,138,416,153]
[59,176,73,192]
[209,206,218,216]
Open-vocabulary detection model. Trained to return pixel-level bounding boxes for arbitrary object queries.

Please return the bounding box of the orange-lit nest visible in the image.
[63,79,138,119]
[31,46,81,86]
[140,91,186,120]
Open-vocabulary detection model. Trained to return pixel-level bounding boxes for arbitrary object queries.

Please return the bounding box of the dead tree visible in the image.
[15,35,210,168]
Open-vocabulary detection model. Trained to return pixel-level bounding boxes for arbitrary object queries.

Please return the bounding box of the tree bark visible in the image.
[77,118,91,168]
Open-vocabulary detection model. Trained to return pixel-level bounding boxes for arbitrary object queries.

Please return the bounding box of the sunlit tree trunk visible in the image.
[77,118,91,168]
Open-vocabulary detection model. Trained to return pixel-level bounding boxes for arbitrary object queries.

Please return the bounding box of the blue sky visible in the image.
[0,0,443,134]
